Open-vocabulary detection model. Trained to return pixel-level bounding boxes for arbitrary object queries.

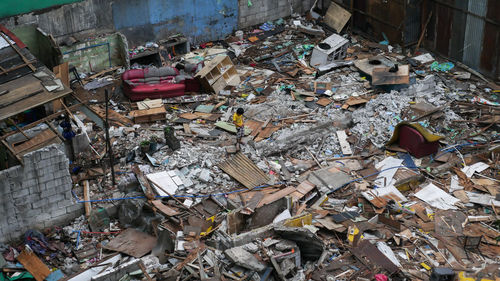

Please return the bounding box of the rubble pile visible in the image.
[1,4,499,281]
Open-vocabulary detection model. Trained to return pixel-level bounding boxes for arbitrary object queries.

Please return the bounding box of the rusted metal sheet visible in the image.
[351,240,399,273]
[351,0,421,46]
[429,0,500,80]
[434,2,453,55]
[218,152,270,189]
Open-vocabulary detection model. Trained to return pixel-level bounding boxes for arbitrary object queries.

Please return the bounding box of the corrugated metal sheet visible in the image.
[218,152,270,189]
[430,0,499,80]
[462,0,487,69]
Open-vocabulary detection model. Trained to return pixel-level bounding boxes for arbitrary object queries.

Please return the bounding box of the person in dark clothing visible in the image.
[60,115,76,160]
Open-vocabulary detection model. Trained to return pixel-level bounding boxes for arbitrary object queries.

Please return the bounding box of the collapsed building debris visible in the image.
[0,1,499,281]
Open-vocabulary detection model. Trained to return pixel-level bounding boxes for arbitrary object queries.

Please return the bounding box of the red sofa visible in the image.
[122,66,200,101]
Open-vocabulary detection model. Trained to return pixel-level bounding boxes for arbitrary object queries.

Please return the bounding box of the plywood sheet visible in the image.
[324,1,352,33]
[12,128,59,156]
[372,65,410,85]
[17,250,51,281]
[103,228,157,258]
[256,186,296,208]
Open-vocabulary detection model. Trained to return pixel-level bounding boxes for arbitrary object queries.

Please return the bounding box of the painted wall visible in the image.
[0,0,83,18]
[0,0,114,39]
[113,0,238,46]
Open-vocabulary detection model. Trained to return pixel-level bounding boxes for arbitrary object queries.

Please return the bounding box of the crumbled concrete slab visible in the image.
[224,246,266,272]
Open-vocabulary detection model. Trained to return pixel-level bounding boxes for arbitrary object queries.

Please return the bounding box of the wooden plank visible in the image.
[16,249,50,281]
[52,62,69,112]
[53,62,70,86]
[137,99,163,110]
[0,87,71,121]
[178,112,199,120]
[0,60,37,76]
[0,79,44,108]
[257,125,280,140]
[151,200,181,216]
[296,180,316,195]
[372,65,410,85]
[336,130,353,155]
[316,97,332,106]
[130,106,166,117]
[257,186,296,208]
[90,105,133,126]
[130,107,166,123]
[83,180,91,217]
[12,129,57,155]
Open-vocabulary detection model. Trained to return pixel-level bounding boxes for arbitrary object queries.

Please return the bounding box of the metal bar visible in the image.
[431,0,500,26]
[104,89,116,186]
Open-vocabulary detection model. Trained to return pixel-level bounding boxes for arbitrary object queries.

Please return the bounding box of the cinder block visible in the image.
[57,199,72,209]
[23,207,42,218]
[41,187,58,198]
[23,193,41,203]
[45,179,58,190]
[66,203,84,214]
[31,198,49,209]
[22,179,36,189]
[35,212,52,222]
[48,193,66,204]
[12,188,30,199]
[51,208,67,218]
[40,173,55,184]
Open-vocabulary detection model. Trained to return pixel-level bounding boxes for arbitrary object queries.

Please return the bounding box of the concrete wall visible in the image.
[60,32,129,73]
[238,0,315,29]
[112,0,239,46]
[0,144,83,243]
[0,0,114,39]
[0,0,83,19]
[1,0,314,48]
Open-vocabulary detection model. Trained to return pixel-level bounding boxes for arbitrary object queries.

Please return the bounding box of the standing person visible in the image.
[60,115,76,160]
[232,108,244,151]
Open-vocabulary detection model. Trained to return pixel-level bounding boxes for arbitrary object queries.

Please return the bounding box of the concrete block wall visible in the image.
[238,0,315,29]
[0,144,83,243]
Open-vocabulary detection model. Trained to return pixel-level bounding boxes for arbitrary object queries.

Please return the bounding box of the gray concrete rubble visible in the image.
[0,5,499,281]
[224,246,266,272]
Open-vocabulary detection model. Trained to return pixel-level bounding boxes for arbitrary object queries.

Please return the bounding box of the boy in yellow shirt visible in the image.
[232,108,244,150]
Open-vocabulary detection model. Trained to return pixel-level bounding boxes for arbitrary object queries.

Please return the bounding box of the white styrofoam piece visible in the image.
[362,185,408,203]
[415,183,460,210]
[461,162,489,178]
[374,157,404,188]
[146,171,179,196]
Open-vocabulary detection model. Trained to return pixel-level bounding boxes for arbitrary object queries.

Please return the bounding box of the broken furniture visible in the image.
[196,55,240,93]
[310,34,349,68]
[386,122,443,158]
[122,66,200,101]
